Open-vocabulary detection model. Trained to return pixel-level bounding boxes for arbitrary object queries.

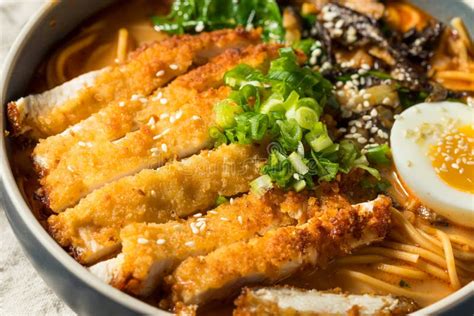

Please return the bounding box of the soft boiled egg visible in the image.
[390,101,474,227]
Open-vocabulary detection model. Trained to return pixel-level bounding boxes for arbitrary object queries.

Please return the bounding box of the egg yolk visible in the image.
[429,125,474,193]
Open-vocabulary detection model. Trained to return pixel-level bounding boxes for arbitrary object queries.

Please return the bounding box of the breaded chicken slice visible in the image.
[168,195,392,306]
[233,287,417,316]
[89,190,319,296]
[32,44,281,172]
[40,45,285,212]
[7,28,260,138]
[48,144,264,264]
[41,86,229,212]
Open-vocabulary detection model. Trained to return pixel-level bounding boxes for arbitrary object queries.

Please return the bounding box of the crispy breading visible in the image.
[41,86,229,212]
[48,144,264,264]
[40,45,283,212]
[7,28,261,139]
[89,190,319,296]
[168,195,392,306]
[32,44,281,172]
[233,287,417,316]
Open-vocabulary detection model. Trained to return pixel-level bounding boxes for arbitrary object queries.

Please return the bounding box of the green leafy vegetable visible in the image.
[152,0,285,42]
[365,144,392,165]
[215,195,229,206]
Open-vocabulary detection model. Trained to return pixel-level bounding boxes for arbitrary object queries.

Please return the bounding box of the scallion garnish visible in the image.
[211,48,383,191]
[250,175,274,196]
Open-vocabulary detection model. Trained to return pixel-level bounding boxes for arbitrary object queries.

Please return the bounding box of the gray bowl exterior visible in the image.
[0,0,472,315]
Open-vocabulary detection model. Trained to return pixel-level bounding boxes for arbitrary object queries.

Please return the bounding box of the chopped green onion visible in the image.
[288,152,309,175]
[283,91,300,110]
[309,133,333,152]
[214,100,242,128]
[295,106,319,130]
[209,126,227,146]
[224,64,265,89]
[357,164,381,180]
[293,179,306,192]
[260,93,285,114]
[365,144,391,165]
[215,195,229,206]
[250,175,273,196]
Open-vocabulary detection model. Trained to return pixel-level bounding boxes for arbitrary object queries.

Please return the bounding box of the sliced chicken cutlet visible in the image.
[168,195,392,306]
[40,45,283,212]
[89,190,319,296]
[234,287,417,316]
[7,28,260,139]
[48,144,264,264]
[33,44,281,173]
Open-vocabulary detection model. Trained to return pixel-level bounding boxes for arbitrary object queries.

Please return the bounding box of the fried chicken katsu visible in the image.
[8,28,260,139]
[38,44,284,212]
[168,195,391,305]
[32,44,281,173]
[48,144,264,264]
[233,287,417,315]
[90,190,319,296]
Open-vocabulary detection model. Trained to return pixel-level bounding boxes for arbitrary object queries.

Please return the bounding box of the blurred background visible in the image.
[1,1,74,315]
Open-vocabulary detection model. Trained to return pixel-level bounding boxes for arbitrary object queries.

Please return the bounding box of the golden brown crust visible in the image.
[168,195,392,306]
[41,86,229,212]
[233,286,418,316]
[39,44,283,212]
[110,189,319,296]
[7,28,261,139]
[32,43,281,174]
[47,143,265,264]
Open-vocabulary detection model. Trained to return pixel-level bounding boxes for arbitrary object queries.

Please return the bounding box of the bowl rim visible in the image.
[0,1,472,315]
[0,2,168,315]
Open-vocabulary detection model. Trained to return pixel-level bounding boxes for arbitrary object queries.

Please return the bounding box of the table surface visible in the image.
[0,1,473,315]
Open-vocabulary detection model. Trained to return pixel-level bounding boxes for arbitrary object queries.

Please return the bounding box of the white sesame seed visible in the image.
[185,241,195,247]
[153,128,170,140]
[209,210,218,215]
[148,117,156,126]
[169,64,179,70]
[160,98,168,105]
[193,213,203,218]
[156,239,166,245]
[156,70,165,77]
[195,22,205,32]
[161,143,168,152]
[118,101,126,107]
[190,223,199,234]
[237,216,243,224]
[67,165,74,172]
[159,113,169,120]
[137,238,149,244]
[220,217,229,221]
[335,19,344,29]
[131,94,141,101]
[191,115,201,121]
[175,110,183,120]
[370,109,378,117]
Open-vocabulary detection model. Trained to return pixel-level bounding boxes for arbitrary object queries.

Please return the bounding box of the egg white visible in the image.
[390,101,474,227]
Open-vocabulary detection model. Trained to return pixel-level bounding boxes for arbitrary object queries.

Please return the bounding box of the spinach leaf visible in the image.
[152,0,285,42]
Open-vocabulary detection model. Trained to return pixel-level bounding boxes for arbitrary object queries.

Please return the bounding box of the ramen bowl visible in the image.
[0,1,472,315]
